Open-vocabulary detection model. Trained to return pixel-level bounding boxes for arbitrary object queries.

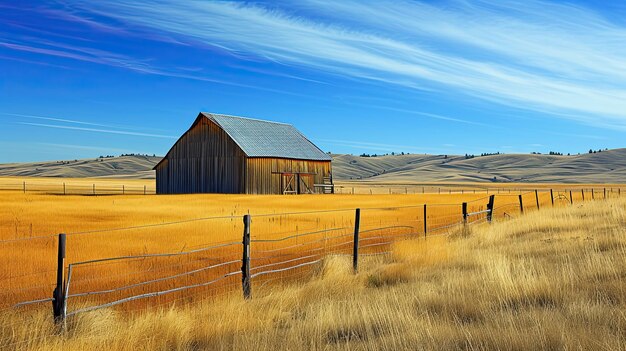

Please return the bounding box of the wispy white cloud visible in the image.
[37,142,134,154]
[315,138,434,153]
[0,37,305,97]
[18,121,176,139]
[1,112,176,135]
[62,0,626,130]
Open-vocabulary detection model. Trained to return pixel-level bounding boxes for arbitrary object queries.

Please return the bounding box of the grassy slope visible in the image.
[0,156,160,179]
[3,198,626,350]
[332,148,626,183]
[1,148,626,183]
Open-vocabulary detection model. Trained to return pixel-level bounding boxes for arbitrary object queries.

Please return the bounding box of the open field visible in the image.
[0,181,621,315]
[0,188,496,311]
[1,175,624,196]
[2,196,625,350]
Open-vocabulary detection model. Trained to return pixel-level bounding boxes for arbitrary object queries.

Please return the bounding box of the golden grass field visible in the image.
[0,182,494,311]
[2,194,625,350]
[0,177,621,314]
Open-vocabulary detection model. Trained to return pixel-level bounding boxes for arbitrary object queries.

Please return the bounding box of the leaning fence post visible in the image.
[462,202,468,224]
[518,194,524,214]
[570,190,574,205]
[52,233,66,324]
[550,189,554,207]
[241,214,251,299]
[487,195,495,222]
[353,208,361,273]
[535,190,540,210]
[582,189,585,201]
[423,204,427,237]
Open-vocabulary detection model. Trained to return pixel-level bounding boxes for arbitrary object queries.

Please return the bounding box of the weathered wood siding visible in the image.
[245,158,331,194]
[155,117,247,194]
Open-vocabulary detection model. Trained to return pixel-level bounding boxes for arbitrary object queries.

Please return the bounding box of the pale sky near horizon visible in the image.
[1,0,625,162]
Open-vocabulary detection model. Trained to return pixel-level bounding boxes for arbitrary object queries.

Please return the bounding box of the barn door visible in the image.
[298,174,313,194]
[281,173,297,194]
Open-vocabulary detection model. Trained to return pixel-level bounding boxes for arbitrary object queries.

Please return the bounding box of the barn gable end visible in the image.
[154,113,332,194]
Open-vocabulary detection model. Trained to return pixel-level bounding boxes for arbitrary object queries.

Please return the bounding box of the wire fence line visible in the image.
[2,187,621,332]
[0,179,155,195]
[4,178,617,197]
[1,188,617,244]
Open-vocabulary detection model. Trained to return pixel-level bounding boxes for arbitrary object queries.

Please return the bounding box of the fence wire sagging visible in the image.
[0,179,156,195]
[1,187,621,327]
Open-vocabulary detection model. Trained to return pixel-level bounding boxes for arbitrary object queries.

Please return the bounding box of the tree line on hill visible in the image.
[98,153,157,159]
[356,148,611,159]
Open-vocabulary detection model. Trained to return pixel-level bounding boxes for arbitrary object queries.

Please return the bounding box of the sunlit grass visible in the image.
[2,197,625,350]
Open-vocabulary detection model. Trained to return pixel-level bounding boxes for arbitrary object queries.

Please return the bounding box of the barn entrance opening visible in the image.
[276,171,316,194]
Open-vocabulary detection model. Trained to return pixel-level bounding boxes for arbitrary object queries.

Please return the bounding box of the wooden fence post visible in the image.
[52,233,66,323]
[241,214,251,299]
[63,183,66,195]
[487,195,495,222]
[122,185,125,195]
[23,181,26,194]
[92,184,95,196]
[550,189,554,207]
[518,194,524,214]
[462,202,468,224]
[353,208,361,273]
[592,189,595,200]
[570,190,574,205]
[423,204,427,238]
[604,188,606,200]
[144,185,146,195]
[582,189,585,201]
[535,190,540,210]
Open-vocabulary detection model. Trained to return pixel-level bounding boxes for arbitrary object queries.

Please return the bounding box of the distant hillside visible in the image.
[0,149,624,183]
[332,149,626,183]
[0,155,160,179]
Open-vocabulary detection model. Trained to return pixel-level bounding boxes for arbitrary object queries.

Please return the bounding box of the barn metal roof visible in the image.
[202,113,331,161]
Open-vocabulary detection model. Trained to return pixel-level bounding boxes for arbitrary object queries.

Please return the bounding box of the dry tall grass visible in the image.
[0,189,505,311]
[3,197,625,350]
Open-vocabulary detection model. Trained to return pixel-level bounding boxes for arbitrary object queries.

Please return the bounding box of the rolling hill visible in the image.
[0,149,624,183]
[0,155,160,179]
[332,148,626,183]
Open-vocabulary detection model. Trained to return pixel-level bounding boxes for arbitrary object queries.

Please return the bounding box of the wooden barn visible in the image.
[154,112,333,194]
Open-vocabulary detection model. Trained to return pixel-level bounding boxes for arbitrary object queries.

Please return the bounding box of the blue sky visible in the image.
[1,0,625,162]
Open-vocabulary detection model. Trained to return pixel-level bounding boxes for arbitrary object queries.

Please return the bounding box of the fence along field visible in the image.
[0,186,622,334]
[2,176,622,196]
